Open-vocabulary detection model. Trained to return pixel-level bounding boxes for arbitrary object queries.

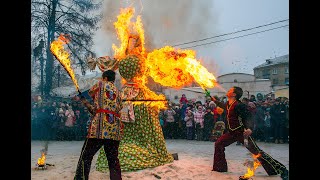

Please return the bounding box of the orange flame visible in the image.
[112,8,146,60]
[111,7,217,108]
[37,152,46,166]
[243,153,262,178]
[146,46,216,89]
[50,34,80,92]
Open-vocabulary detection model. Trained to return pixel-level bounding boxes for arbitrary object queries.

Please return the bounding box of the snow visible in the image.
[31,140,288,180]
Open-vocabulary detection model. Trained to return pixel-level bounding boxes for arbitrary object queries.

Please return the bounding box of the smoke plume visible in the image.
[40,141,49,155]
[94,0,219,58]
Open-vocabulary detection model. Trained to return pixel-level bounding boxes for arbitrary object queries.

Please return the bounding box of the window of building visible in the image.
[255,71,261,78]
[285,67,289,74]
[234,79,238,82]
[272,68,277,74]
[262,69,270,79]
[174,95,178,99]
[285,78,289,85]
[273,78,278,85]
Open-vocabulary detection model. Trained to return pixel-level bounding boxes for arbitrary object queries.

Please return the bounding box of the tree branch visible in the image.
[32,15,49,26]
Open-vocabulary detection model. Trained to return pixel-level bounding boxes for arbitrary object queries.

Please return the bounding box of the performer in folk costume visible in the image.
[74,70,123,180]
[208,86,289,180]
[86,6,217,172]
[86,31,173,172]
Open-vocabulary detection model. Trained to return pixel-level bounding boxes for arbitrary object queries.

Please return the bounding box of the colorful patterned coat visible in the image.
[86,80,123,140]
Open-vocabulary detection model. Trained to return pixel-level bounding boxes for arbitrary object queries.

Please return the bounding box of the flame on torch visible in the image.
[242,153,262,179]
[50,34,80,93]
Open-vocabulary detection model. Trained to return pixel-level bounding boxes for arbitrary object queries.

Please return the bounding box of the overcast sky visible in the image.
[92,0,289,76]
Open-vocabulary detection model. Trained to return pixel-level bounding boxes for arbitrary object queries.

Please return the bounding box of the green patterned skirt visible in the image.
[96,104,174,172]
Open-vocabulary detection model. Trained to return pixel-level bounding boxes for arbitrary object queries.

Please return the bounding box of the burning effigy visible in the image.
[89,7,217,172]
[50,6,217,172]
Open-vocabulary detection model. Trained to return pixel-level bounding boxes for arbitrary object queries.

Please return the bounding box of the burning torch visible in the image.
[50,34,82,95]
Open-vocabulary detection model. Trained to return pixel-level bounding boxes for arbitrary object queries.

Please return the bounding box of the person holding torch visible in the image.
[207,87,288,180]
[74,70,123,180]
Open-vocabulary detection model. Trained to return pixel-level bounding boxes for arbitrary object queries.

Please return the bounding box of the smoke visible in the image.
[40,141,49,155]
[94,0,219,57]
[139,0,219,50]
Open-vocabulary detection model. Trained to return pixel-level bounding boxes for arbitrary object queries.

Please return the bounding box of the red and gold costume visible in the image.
[212,99,287,176]
[86,80,123,140]
[74,79,123,180]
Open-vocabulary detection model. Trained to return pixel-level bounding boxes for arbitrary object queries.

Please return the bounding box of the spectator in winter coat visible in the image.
[164,104,176,139]
[270,98,287,144]
[203,108,215,141]
[184,110,194,140]
[193,105,205,141]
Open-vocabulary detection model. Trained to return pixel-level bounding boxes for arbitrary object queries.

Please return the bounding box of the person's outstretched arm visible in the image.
[210,96,227,109]
[80,96,96,116]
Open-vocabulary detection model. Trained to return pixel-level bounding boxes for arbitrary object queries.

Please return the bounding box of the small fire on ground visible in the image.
[239,153,261,180]
[35,143,54,170]
[36,152,47,169]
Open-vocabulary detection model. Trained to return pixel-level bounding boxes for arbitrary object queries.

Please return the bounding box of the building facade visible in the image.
[163,73,272,104]
[253,54,289,87]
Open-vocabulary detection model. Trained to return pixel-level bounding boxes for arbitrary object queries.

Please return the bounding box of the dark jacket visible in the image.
[213,99,252,131]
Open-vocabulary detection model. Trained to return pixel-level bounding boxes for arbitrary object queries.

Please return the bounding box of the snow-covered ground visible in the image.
[31,140,288,180]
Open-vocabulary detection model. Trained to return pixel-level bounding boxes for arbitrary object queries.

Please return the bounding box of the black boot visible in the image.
[280,168,289,180]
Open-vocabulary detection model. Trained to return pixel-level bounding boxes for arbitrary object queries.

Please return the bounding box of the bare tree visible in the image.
[31,0,103,96]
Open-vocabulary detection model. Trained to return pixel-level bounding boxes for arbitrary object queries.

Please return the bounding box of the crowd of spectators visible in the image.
[159,94,289,144]
[31,93,289,145]
[31,96,91,141]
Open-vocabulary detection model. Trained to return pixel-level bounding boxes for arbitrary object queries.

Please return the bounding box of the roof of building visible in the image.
[181,87,204,93]
[217,72,254,78]
[253,54,289,69]
[50,72,102,98]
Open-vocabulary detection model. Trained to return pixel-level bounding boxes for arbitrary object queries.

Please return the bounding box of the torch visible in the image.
[50,34,82,95]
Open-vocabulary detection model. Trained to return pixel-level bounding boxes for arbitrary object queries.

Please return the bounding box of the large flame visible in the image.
[242,153,262,179]
[146,46,216,89]
[50,34,80,92]
[111,7,217,108]
[37,152,46,166]
[112,8,146,60]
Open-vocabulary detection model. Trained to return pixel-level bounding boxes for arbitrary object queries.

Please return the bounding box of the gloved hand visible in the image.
[77,91,85,100]
[205,89,211,97]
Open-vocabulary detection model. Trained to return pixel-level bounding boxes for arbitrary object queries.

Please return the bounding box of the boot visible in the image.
[280,167,289,180]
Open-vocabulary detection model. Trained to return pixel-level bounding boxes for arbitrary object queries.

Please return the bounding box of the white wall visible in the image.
[218,73,256,83]
[163,88,207,104]
[163,73,272,102]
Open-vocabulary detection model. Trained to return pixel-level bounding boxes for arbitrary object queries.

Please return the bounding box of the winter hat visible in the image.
[209,101,216,107]
[248,102,256,109]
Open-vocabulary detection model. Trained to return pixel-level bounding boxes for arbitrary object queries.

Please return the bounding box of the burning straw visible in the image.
[36,141,54,170]
[240,153,261,180]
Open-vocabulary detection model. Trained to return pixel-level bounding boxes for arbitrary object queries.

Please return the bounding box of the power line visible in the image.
[172,19,289,47]
[181,24,289,49]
